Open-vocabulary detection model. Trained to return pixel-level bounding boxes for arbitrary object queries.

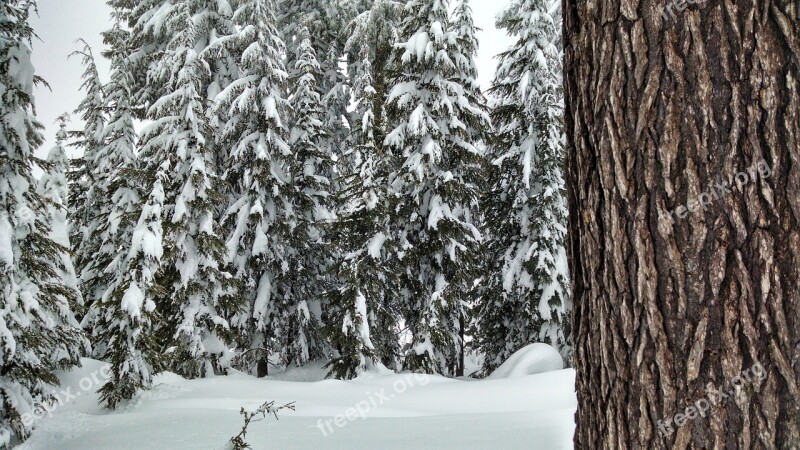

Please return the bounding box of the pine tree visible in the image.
[323,1,407,377]
[282,30,332,367]
[80,10,166,409]
[279,0,356,183]
[476,0,571,374]
[68,40,105,317]
[39,116,71,214]
[324,50,395,379]
[94,171,165,408]
[278,0,350,89]
[136,0,242,378]
[384,0,490,375]
[79,20,142,331]
[213,0,293,376]
[38,115,84,317]
[342,0,402,172]
[0,0,85,442]
[70,0,164,409]
[451,0,485,140]
[81,19,137,342]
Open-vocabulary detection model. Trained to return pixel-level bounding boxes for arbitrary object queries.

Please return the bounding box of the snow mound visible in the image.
[489,343,564,379]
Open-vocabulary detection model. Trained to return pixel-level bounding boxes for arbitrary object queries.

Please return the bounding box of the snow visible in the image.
[404,31,431,62]
[354,292,374,353]
[120,282,145,319]
[252,272,272,325]
[489,344,565,380]
[8,44,35,95]
[0,214,14,268]
[366,232,386,259]
[19,359,576,450]
[427,195,451,230]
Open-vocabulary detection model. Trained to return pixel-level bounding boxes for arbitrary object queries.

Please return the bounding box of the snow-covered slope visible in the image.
[19,359,576,450]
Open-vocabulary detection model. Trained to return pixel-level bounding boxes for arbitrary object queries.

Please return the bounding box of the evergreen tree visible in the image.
[323,1,407,377]
[476,0,571,374]
[341,0,402,172]
[278,0,350,91]
[81,19,139,345]
[279,0,356,183]
[67,40,105,316]
[0,1,85,442]
[83,11,166,409]
[79,20,143,330]
[38,116,71,214]
[324,49,396,378]
[283,29,333,367]
[69,0,165,409]
[94,171,165,408]
[451,0,485,141]
[213,0,293,376]
[384,0,489,375]
[38,115,83,317]
[136,0,242,378]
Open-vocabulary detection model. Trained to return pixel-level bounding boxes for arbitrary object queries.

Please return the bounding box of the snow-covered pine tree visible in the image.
[122,0,177,110]
[0,0,85,441]
[67,40,105,317]
[38,115,71,219]
[324,50,393,379]
[72,0,165,410]
[212,0,292,376]
[136,0,243,378]
[37,114,84,317]
[89,29,165,404]
[279,0,356,183]
[323,1,408,378]
[81,18,143,348]
[449,0,489,376]
[282,29,332,367]
[384,0,490,375]
[94,169,165,408]
[279,3,356,342]
[79,21,142,331]
[476,0,571,374]
[278,0,349,91]
[450,0,486,141]
[341,0,402,172]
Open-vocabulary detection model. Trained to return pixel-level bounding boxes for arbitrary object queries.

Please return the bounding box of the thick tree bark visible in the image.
[564,1,800,448]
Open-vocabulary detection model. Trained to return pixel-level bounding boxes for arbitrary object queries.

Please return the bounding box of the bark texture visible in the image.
[564,0,800,448]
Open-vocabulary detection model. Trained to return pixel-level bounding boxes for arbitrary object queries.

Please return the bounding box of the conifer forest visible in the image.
[1,0,798,448]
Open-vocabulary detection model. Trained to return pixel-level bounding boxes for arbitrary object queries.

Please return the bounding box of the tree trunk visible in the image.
[456,312,465,377]
[257,351,269,378]
[564,1,800,448]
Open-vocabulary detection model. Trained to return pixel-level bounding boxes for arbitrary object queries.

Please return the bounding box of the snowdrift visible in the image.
[489,343,564,379]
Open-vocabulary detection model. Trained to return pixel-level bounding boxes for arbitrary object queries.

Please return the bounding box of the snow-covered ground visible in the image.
[19,359,576,450]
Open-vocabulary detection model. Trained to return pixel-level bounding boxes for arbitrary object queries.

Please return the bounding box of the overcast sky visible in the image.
[30,0,513,158]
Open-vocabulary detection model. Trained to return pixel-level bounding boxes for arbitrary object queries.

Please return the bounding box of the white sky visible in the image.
[30,0,513,158]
